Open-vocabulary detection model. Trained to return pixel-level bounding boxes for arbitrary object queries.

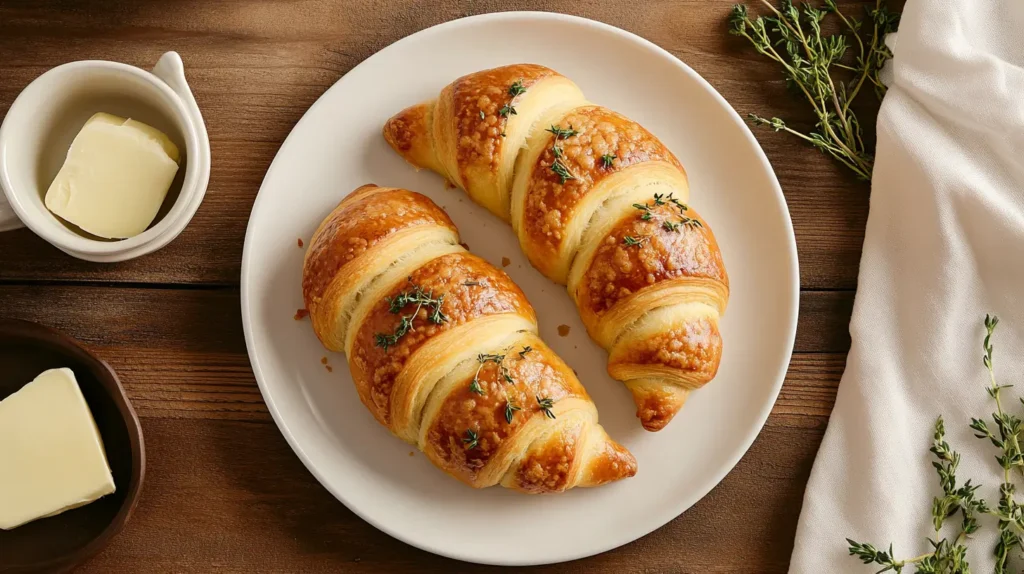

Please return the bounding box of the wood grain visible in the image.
[0,0,883,570]
[66,417,829,574]
[0,285,847,572]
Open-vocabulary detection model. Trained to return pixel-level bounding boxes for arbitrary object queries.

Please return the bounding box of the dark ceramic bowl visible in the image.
[0,319,145,573]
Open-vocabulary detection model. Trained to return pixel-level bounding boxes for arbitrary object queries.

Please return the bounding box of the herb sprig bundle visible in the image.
[729,0,899,180]
[499,79,526,118]
[631,192,698,232]
[547,125,579,184]
[469,352,513,395]
[461,344,556,450]
[374,280,448,351]
[480,79,528,137]
[464,345,549,427]
[847,315,1024,573]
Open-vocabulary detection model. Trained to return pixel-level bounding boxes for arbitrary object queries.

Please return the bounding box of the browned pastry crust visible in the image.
[516,105,687,281]
[302,184,636,491]
[348,251,533,427]
[385,64,586,220]
[384,65,731,431]
[440,64,558,188]
[302,184,459,351]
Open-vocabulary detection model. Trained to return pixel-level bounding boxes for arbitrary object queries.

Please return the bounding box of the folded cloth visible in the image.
[789,0,1024,571]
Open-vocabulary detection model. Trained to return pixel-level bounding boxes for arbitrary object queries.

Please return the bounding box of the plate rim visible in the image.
[240,10,799,566]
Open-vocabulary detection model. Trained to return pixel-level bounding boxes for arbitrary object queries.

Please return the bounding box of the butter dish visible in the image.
[0,51,210,262]
[0,319,145,573]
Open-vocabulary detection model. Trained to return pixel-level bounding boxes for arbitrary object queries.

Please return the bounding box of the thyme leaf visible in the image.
[551,160,575,184]
[463,429,479,450]
[508,80,527,97]
[505,401,522,424]
[546,125,579,139]
[536,396,556,420]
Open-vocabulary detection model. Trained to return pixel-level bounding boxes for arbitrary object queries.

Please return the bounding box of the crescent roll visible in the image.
[383,64,730,431]
[302,184,636,492]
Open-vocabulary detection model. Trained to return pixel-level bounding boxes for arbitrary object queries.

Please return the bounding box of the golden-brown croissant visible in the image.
[384,64,729,431]
[302,184,636,492]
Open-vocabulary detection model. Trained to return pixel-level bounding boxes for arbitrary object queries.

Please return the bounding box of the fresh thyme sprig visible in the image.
[847,315,1024,573]
[634,195,701,231]
[469,352,505,395]
[847,416,979,573]
[494,79,527,120]
[729,0,900,180]
[546,126,579,139]
[653,192,688,212]
[623,235,648,247]
[663,216,704,230]
[386,282,445,316]
[467,350,521,396]
[500,364,514,384]
[547,125,579,184]
[632,202,655,221]
[467,346,535,423]
[551,161,575,185]
[972,314,1024,572]
[600,154,616,168]
[374,281,447,351]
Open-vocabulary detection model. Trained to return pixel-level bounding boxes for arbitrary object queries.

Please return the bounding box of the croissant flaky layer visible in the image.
[302,185,636,492]
[384,64,730,431]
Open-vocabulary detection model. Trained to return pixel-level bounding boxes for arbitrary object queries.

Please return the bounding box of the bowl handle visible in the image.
[151,51,211,171]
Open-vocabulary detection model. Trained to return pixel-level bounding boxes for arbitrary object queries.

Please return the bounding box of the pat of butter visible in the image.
[44,112,180,239]
[0,368,116,530]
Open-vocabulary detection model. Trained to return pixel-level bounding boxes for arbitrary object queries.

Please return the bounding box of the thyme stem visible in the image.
[730,0,899,180]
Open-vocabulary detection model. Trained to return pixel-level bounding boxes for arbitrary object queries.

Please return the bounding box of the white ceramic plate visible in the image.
[241,12,798,566]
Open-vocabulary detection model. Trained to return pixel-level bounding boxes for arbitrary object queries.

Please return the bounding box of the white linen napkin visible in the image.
[789,0,1024,571]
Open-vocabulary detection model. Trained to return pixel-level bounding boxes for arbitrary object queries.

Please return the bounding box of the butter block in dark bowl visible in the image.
[0,319,145,573]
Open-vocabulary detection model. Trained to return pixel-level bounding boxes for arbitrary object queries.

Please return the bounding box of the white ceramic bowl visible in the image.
[0,52,210,262]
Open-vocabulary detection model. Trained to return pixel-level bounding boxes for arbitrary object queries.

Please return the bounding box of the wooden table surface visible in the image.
[0,1,883,572]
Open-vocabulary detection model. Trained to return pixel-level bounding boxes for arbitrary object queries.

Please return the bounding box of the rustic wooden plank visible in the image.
[73,414,828,574]
[0,0,871,289]
[0,284,845,572]
[794,290,854,357]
